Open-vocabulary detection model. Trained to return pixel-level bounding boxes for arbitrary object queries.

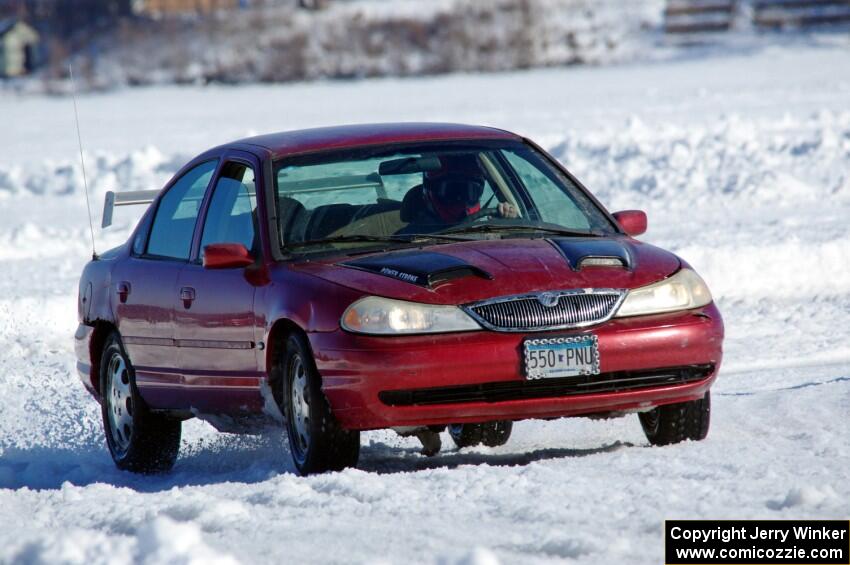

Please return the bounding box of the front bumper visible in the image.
[311,303,724,430]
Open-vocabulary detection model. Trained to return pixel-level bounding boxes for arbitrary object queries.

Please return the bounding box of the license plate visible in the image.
[523,335,599,380]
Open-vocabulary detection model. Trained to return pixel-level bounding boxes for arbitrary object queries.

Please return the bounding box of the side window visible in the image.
[147,160,217,260]
[200,161,258,256]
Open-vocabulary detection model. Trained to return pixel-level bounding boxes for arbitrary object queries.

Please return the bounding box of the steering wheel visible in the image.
[460,207,500,224]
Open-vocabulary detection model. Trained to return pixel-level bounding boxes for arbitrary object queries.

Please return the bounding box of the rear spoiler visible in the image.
[101,189,160,228]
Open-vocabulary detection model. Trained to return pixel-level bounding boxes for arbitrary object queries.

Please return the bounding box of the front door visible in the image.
[173,156,263,409]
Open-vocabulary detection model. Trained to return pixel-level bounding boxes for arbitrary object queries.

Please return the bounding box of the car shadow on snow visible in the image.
[356,440,634,475]
[0,435,635,492]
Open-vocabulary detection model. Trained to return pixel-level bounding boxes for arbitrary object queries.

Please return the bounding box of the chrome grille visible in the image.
[464,289,625,332]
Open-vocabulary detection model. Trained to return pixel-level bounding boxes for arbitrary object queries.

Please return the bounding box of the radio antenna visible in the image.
[69,64,97,260]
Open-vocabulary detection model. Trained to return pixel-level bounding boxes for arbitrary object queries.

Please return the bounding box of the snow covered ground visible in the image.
[0,44,848,564]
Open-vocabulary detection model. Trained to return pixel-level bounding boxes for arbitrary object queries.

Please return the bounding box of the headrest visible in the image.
[400,185,425,223]
[278,196,307,242]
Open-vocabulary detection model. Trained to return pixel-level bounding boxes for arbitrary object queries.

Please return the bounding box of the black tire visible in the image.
[639,392,711,446]
[448,420,513,449]
[280,333,359,475]
[99,332,181,473]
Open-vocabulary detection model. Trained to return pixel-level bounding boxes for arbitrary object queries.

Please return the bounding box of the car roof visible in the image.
[229,122,521,159]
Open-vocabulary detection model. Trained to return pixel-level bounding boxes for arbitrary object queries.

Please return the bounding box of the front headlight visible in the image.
[615,268,712,318]
[341,296,482,335]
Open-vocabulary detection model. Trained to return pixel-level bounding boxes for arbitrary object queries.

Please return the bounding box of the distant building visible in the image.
[132,0,241,16]
[0,18,40,78]
[131,0,332,15]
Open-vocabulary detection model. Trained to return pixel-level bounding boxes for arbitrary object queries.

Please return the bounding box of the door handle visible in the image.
[116,281,131,304]
[180,286,196,309]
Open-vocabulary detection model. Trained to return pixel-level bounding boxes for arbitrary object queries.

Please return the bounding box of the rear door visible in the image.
[112,159,218,398]
[173,154,263,402]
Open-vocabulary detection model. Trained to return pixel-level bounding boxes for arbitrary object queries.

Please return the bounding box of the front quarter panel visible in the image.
[258,264,365,371]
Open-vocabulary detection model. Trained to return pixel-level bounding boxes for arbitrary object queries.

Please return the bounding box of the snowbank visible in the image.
[551,111,850,212]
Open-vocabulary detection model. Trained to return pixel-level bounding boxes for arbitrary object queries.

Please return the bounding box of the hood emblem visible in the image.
[537,292,560,308]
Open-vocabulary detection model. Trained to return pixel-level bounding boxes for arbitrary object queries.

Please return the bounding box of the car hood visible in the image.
[290,237,680,305]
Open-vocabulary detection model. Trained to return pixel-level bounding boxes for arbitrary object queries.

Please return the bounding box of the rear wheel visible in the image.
[639,392,711,446]
[280,333,359,475]
[100,333,181,473]
[448,420,513,449]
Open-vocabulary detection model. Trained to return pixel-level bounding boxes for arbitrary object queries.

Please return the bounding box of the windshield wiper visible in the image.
[285,233,471,250]
[440,223,602,238]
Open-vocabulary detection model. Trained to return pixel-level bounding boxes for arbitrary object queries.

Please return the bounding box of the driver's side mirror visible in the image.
[203,243,254,269]
[612,210,647,237]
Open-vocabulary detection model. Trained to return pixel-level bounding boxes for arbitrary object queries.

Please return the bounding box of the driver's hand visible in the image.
[498,202,519,218]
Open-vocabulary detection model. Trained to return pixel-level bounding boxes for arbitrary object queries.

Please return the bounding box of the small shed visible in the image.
[0,19,40,78]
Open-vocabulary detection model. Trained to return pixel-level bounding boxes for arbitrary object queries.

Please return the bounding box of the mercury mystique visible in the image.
[75,123,724,475]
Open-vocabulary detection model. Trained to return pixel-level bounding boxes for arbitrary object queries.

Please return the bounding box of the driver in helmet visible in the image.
[399,154,518,234]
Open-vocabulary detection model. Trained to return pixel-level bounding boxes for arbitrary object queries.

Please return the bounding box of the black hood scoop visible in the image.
[548,238,634,271]
[341,251,492,288]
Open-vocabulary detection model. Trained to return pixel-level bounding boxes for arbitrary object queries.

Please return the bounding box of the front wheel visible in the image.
[448,420,513,449]
[639,392,711,446]
[100,333,181,473]
[281,334,359,475]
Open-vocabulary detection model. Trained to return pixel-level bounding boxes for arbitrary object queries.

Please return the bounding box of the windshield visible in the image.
[274,140,616,253]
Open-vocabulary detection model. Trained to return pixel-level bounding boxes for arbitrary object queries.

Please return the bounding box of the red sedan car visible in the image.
[75,123,723,475]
